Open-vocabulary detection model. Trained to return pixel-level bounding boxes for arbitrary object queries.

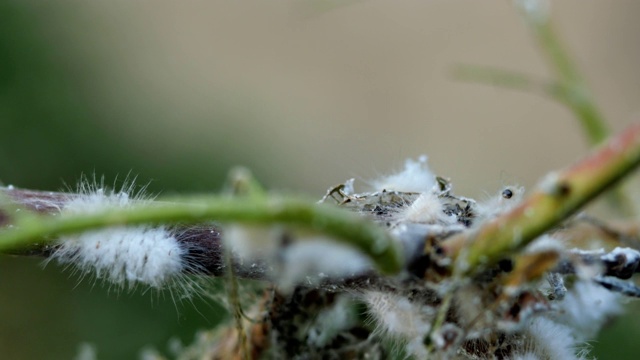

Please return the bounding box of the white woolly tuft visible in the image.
[516,280,620,359]
[49,183,189,289]
[54,226,185,288]
[523,317,584,360]
[512,352,544,360]
[223,225,282,262]
[552,280,622,341]
[363,291,434,358]
[396,192,455,225]
[372,156,436,193]
[277,238,372,290]
[391,223,444,264]
[525,235,566,254]
[224,225,373,290]
[306,296,357,347]
[364,291,434,337]
[342,178,356,196]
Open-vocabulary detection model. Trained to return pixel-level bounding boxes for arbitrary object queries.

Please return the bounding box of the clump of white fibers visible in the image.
[510,279,621,359]
[277,237,373,290]
[49,185,188,289]
[224,224,372,290]
[397,192,456,225]
[520,317,585,360]
[372,155,437,193]
[363,291,434,358]
[551,280,622,341]
[223,224,283,262]
[306,296,358,347]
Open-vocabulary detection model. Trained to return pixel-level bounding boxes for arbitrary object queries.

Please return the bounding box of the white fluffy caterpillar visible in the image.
[43,180,210,292]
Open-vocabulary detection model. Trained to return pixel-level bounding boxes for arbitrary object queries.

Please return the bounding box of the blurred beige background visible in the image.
[1,1,640,359]
[34,0,639,196]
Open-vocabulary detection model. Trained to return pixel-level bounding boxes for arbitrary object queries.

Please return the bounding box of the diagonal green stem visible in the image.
[442,122,640,274]
[516,2,609,146]
[452,64,589,111]
[519,3,640,217]
[452,65,555,97]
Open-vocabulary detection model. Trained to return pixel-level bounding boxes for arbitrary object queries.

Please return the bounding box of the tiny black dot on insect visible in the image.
[501,189,513,199]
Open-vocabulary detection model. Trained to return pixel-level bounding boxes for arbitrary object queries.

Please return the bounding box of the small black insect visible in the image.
[502,188,514,199]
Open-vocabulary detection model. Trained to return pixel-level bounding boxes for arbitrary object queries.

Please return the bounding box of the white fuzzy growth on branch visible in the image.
[372,155,436,193]
[363,291,434,358]
[277,238,372,289]
[523,317,585,360]
[49,186,188,289]
[224,224,373,291]
[551,280,622,341]
[398,192,456,225]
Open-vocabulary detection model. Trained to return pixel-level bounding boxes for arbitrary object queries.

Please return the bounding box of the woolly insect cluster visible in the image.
[307,157,626,360]
[1,156,639,360]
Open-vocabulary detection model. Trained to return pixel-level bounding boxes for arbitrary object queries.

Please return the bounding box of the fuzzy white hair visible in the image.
[48,184,191,290]
[372,155,436,193]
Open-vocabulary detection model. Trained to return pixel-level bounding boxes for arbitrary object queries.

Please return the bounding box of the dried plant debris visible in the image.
[212,156,636,360]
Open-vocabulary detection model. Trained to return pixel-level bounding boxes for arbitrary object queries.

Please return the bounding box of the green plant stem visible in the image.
[452,65,550,96]
[518,4,609,146]
[224,244,251,360]
[0,195,403,274]
[442,122,640,274]
[521,5,640,217]
[452,65,577,107]
[455,4,635,217]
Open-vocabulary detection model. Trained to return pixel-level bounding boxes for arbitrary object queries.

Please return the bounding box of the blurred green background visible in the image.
[1,1,640,359]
